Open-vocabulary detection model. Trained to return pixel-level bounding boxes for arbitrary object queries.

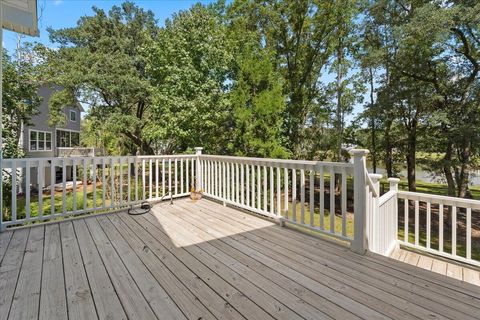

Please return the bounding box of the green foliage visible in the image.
[24,0,480,198]
[146,4,232,154]
[226,6,289,158]
[229,48,289,158]
[2,49,41,159]
[41,1,159,154]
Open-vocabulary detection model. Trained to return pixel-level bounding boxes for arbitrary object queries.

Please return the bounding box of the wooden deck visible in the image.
[1,199,479,320]
[391,248,480,286]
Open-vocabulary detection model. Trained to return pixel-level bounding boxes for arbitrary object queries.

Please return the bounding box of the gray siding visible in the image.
[23,85,82,158]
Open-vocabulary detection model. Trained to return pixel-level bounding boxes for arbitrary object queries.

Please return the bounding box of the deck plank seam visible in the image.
[37,226,46,320]
[169,202,415,320]
[186,200,479,319]
[98,215,190,320]
[5,228,31,320]
[142,210,327,320]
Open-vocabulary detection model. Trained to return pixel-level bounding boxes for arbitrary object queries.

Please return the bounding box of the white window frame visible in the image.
[56,128,80,148]
[29,129,53,152]
[69,110,77,122]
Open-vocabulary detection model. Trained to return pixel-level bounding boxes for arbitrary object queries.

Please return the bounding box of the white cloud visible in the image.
[53,0,63,5]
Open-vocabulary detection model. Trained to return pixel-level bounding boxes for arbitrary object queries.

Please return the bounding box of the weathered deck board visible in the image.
[60,221,98,320]
[8,226,44,320]
[185,200,477,320]
[0,229,29,320]
[72,219,127,320]
[84,217,158,320]
[39,224,68,320]
[392,247,480,286]
[0,198,479,320]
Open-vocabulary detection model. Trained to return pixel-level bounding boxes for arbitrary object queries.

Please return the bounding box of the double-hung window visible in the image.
[70,110,77,122]
[29,130,52,151]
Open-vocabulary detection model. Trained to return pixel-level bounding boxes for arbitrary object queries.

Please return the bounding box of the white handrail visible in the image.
[199,154,356,243]
[397,189,480,266]
[0,154,197,229]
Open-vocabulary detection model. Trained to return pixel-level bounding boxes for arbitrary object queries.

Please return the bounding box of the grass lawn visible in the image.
[398,227,480,261]
[283,201,355,238]
[380,178,480,199]
[12,186,109,221]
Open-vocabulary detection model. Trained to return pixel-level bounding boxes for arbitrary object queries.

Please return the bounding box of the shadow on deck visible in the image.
[0,198,479,320]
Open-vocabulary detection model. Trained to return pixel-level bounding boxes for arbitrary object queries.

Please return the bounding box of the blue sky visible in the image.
[3,0,216,52]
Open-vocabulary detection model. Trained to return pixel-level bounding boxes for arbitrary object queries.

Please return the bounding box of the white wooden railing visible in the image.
[366,177,480,267]
[5,147,477,266]
[0,148,372,254]
[199,154,356,242]
[372,178,399,256]
[397,190,480,266]
[1,154,197,229]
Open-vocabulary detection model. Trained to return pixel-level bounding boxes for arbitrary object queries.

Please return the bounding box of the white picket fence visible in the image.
[1,147,479,267]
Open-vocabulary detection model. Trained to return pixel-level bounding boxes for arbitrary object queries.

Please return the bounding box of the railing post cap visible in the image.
[369,173,383,181]
[388,177,400,183]
[194,147,203,154]
[349,149,369,156]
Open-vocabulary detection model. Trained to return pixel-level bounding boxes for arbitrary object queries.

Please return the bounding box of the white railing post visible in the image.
[388,177,400,191]
[350,149,369,254]
[368,173,382,252]
[388,177,400,253]
[195,147,203,192]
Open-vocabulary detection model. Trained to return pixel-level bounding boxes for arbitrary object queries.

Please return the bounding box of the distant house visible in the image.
[21,85,100,186]
[22,85,83,157]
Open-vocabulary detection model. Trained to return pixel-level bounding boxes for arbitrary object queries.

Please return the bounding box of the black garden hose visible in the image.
[127,201,151,215]
[127,191,173,215]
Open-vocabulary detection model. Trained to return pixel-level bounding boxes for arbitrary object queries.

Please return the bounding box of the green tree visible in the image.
[2,49,41,158]
[146,4,232,154]
[225,2,289,158]
[375,0,480,196]
[41,1,159,155]
[230,0,339,157]
[228,49,289,158]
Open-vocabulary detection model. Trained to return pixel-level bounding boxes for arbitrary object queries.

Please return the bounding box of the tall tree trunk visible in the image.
[384,119,394,177]
[405,116,418,191]
[336,45,343,163]
[443,142,456,197]
[368,68,377,173]
[457,142,471,198]
[406,129,416,191]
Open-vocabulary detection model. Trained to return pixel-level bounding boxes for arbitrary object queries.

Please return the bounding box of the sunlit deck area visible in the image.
[1,198,479,320]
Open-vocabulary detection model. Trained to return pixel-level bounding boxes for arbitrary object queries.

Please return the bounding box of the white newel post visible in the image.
[388,177,400,253]
[388,177,400,191]
[350,149,369,254]
[368,173,382,252]
[195,147,203,192]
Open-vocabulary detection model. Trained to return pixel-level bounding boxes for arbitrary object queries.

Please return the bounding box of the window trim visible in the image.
[28,129,53,152]
[56,129,80,148]
[69,110,77,122]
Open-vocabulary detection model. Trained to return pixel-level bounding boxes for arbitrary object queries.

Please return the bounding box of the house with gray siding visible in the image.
[22,85,84,158]
[22,85,99,186]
